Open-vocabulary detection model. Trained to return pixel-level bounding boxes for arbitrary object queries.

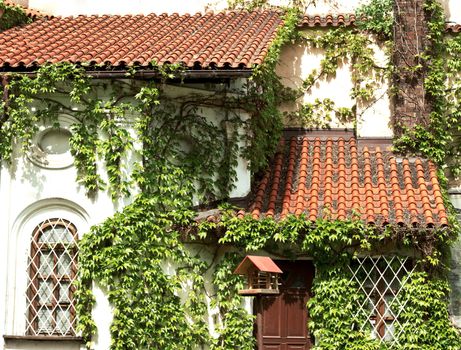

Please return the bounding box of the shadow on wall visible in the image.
[449,233,461,327]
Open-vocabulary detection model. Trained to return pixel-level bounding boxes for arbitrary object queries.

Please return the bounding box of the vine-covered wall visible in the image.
[1,1,461,349]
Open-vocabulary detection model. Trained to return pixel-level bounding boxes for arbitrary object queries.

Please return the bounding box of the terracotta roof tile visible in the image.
[446,23,461,33]
[0,10,282,69]
[300,14,358,27]
[300,14,461,34]
[247,135,448,228]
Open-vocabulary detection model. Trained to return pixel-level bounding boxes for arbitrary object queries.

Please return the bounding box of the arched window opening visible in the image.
[25,218,78,336]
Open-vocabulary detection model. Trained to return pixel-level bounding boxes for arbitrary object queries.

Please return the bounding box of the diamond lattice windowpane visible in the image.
[38,280,53,305]
[26,218,78,336]
[384,322,395,342]
[57,253,72,276]
[59,282,71,303]
[349,256,415,346]
[39,253,53,275]
[56,308,71,334]
[37,309,53,333]
[383,295,395,318]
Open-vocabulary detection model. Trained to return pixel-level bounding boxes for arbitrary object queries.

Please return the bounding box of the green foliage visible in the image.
[212,212,380,258]
[398,272,461,349]
[0,0,31,31]
[294,25,389,128]
[287,98,354,128]
[308,265,381,350]
[393,0,461,180]
[0,9,305,348]
[210,253,255,350]
[243,7,299,172]
[76,192,209,349]
[198,211,460,349]
[226,0,315,10]
[355,0,394,38]
[0,62,245,200]
[227,0,269,10]
[1,1,460,349]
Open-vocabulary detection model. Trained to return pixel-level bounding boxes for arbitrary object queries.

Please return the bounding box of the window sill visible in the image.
[3,335,84,342]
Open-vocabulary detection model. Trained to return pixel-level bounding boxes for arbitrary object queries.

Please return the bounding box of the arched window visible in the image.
[25,218,78,336]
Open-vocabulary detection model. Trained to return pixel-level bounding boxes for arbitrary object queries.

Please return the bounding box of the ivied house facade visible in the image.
[0,0,460,349]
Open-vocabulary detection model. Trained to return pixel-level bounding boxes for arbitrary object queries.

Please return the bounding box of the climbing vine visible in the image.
[0,7,301,348]
[226,0,315,11]
[242,7,299,171]
[195,206,461,349]
[393,0,461,181]
[289,25,389,128]
[0,0,460,349]
[0,0,31,31]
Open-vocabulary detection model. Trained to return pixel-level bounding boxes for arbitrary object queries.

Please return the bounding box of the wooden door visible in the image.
[255,260,314,350]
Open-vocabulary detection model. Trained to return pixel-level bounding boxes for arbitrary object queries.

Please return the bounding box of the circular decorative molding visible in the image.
[27,115,76,169]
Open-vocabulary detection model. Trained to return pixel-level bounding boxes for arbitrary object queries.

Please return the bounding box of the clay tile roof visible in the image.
[0,10,282,70]
[300,14,358,28]
[3,0,51,19]
[247,134,448,229]
[299,14,461,34]
[446,23,461,33]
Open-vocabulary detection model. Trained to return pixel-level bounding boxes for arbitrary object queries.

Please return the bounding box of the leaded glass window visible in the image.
[25,218,78,335]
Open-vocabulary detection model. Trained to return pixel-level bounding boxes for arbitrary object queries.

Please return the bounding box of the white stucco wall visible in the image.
[276,30,392,136]
[442,0,461,24]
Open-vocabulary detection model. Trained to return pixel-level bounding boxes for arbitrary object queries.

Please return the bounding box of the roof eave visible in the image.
[0,68,254,79]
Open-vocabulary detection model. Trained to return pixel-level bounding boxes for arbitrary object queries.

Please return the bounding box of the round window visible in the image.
[38,128,72,155]
[28,116,76,169]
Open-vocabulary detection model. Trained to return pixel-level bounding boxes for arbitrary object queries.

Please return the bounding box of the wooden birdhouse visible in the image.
[233,256,282,296]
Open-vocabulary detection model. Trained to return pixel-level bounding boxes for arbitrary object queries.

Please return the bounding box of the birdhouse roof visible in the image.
[234,255,282,275]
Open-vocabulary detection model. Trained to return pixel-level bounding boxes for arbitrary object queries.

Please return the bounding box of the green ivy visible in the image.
[291,21,390,128]
[243,7,299,172]
[197,212,461,349]
[76,193,210,349]
[0,8,302,348]
[0,0,31,31]
[393,0,461,180]
[355,0,393,39]
[308,264,381,350]
[1,2,461,349]
[398,272,461,349]
[210,253,255,350]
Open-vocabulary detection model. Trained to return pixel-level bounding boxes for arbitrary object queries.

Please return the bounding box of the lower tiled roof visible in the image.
[0,10,282,69]
[240,134,448,228]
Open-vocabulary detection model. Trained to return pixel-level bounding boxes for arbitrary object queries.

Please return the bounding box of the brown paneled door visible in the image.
[255,260,314,350]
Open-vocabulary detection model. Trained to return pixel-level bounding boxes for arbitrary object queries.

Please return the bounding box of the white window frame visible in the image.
[3,199,88,338]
